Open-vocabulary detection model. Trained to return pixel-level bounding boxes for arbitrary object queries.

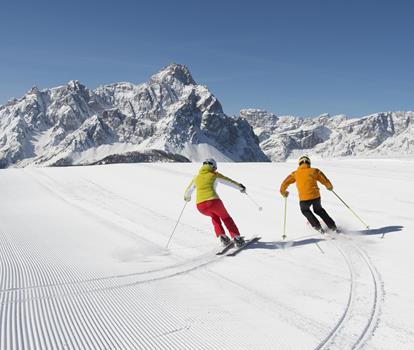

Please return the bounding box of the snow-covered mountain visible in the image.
[2,63,413,168]
[0,64,268,168]
[240,109,414,161]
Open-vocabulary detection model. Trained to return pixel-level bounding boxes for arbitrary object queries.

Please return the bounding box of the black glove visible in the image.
[239,184,246,193]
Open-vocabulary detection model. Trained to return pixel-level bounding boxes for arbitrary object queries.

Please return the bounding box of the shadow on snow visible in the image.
[241,238,325,251]
[349,225,403,236]
[241,225,403,252]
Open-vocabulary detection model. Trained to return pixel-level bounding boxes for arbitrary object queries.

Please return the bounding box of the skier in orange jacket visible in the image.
[184,158,246,247]
[280,156,338,233]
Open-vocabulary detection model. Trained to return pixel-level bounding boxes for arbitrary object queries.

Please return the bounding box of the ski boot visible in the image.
[330,226,341,234]
[315,226,325,234]
[219,234,231,247]
[233,235,245,248]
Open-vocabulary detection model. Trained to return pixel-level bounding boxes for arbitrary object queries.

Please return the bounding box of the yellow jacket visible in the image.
[280,163,333,201]
[184,164,243,204]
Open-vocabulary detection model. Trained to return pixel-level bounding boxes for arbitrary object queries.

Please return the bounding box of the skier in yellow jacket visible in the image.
[184,159,246,247]
[280,155,338,233]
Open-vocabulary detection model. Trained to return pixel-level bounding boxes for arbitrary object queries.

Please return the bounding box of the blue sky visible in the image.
[0,0,413,117]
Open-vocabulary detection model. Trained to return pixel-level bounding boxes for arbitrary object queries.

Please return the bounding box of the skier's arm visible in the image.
[316,169,333,190]
[280,173,295,197]
[184,178,196,201]
[216,173,245,192]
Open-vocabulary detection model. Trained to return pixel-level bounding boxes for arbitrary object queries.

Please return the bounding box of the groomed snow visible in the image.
[0,159,413,349]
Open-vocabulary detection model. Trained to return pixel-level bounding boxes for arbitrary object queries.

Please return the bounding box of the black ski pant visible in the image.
[299,197,336,230]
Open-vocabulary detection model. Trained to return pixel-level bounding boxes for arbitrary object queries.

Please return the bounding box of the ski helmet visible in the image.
[298,155,311,166]
[203,158,217,170]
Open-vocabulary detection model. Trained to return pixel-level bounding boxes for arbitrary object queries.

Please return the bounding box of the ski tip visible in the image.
[282,240,294,249]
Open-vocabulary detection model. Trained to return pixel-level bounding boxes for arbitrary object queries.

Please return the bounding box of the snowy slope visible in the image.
[0,160,413,349]
[240,109,414,161]
[0,64,267,168]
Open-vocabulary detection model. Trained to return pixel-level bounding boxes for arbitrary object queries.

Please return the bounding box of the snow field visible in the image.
[0,159,413,349]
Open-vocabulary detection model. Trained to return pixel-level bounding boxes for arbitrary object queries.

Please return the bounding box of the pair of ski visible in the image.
[216,236,261,256]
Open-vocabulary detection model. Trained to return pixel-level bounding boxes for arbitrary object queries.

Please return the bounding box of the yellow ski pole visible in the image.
[282,196,287,240]
[331,190,369,229]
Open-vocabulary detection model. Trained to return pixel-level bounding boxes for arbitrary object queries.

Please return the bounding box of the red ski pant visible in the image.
[197,199,240,238]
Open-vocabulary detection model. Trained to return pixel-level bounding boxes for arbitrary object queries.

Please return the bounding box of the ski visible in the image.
[216,242,235,255]
[226,236,261,257]
[323,229,346,241]
[336,231,353,240]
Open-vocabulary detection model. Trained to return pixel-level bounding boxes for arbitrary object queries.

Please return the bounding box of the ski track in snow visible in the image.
[314,235,384,350]
[0,240,231,348]
[0,163,399,350]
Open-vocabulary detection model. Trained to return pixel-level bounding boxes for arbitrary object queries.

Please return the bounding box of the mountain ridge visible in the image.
[240,109,414,161]
[0,64,268,168]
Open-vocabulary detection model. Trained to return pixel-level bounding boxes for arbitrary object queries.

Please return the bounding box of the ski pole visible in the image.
[165,202,188,249]
[331,190,370,229]
[245,192,263,211]
[282,196,287,240]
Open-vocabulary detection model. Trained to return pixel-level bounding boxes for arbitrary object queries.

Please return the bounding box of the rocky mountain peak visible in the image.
[67,80,86,91]
[27,86,40,95]
[150,63,196,86]
[240,109,278,124]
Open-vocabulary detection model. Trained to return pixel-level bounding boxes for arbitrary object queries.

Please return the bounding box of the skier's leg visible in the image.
[300,199,322,229]
[210,215,226,237]
[312,197,336,229]
[222,217,240,238]
[197,200,225,237]
[210,199,240,238]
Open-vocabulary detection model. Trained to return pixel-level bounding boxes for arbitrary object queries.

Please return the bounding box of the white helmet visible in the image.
[298,155,311,166]
[203,158,217,170]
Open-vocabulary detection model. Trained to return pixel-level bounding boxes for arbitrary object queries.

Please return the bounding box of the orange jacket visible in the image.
[280,163,333,201]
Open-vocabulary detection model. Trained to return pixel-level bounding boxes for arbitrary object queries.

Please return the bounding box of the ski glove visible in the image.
[239,184,246,193]
[184,195,191,202]
[282,191,289,197]
[327,186,333,191]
